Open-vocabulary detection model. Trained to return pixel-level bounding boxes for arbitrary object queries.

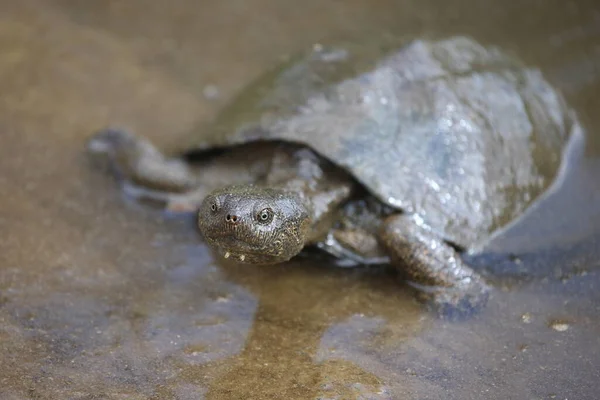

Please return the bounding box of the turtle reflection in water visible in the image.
[87,37,577,314]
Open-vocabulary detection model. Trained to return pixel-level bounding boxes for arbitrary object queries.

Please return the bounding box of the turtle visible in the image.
[87,36,577,312]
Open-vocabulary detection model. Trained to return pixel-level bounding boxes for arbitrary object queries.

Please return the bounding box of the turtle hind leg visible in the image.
[379,214,490,318]
[86,128,203,212]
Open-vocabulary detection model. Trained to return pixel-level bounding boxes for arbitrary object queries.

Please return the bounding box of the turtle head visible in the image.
[197,185,311,264]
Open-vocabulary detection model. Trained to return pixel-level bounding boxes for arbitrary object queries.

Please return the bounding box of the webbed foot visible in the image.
[86,128,202,212]
[379,214,490,318]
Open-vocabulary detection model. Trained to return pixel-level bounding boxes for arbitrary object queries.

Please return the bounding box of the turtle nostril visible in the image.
[226,214,239,224]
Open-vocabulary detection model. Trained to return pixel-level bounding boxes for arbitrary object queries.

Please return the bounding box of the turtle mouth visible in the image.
[201,231,282,264]
[203,230,262,250]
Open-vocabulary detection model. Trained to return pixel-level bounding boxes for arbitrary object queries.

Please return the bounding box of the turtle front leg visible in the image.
[86,128,205,212]
[379,214,490,316]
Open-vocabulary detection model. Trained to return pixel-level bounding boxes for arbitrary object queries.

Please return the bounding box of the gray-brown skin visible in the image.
[87,36,577,314]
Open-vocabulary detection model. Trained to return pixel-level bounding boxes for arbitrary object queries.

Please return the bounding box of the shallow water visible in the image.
[1,0,600,399]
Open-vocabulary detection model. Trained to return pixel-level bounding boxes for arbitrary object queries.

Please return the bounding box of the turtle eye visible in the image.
[208,197,220,212]
[256,208,274,224]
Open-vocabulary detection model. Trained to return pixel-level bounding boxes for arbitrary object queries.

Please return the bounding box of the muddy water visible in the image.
[1,0,599,399]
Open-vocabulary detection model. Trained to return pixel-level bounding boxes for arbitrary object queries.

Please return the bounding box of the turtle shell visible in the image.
[188,36,575,248]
